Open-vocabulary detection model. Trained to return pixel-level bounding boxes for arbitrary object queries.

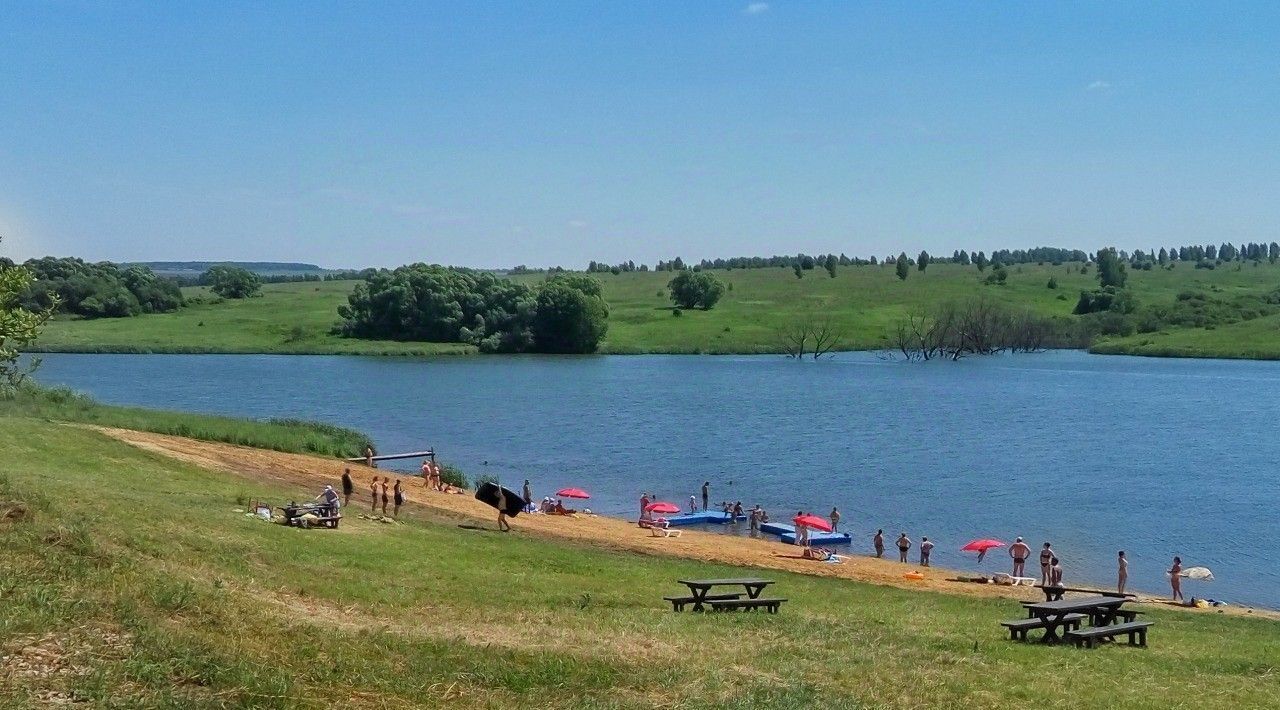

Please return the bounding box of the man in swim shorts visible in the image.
[874,529,885,558]
[919,536,934,567]
[701,481,710,512]
[1009,537,1030,578]
[897,533,911,563]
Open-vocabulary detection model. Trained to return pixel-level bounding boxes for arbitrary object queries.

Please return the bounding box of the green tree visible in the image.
[974,251,988,271]
[824,254,838,278]
[1096,247,1128,289]
[532,279,608,353]
[1,239,57,390]
[668,270,726,310]
[793,262,803,279]
[917,250,930,272]
[204,265,262,299]
[895,253,910,281]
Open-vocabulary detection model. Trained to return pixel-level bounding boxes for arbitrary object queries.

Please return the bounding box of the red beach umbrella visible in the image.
[961,539,1005,553]
[556,488,591,499]
[646,501,681,514]
[793,514,833,533]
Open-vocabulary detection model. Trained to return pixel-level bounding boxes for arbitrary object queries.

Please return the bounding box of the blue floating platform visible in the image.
[662,511,747,526]
[780,532,853,546]
[759,522,795,536]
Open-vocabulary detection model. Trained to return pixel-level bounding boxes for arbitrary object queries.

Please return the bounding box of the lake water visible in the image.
[33,351,1280,609]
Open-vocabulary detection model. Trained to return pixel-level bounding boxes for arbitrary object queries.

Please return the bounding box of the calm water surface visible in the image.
[35,351,1280,608]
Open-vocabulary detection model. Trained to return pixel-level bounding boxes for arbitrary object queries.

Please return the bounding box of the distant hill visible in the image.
[127,261,331,277]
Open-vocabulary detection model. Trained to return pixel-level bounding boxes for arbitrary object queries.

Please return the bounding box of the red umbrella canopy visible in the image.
[646,501,681,514]
[961,539,1005,552]
[556,488,591,499]
[793,514,833,533]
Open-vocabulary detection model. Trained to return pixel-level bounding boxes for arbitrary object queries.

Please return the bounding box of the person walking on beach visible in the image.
[1039,543,1055,586]
[393,479,404,518]
[1050,557,1063,587]
[897,533,911,563]
[1009,537,1030,578]
[1169,556,1184,602]
[701,481,710,511]
[919,537,934,567]
[341,468,354,507]
[873,529,885,558]
[830,507,841,533]
[1118,551,1128,595]
[496,486,511,532]
[379,477,390,515]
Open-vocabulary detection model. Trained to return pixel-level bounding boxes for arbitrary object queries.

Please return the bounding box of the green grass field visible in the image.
[29,261,1280,358]
[2,415,1278,708]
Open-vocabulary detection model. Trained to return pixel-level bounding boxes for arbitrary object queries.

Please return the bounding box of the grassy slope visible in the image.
[2,417,1278,708]
[30,261,1280,357]
[0,386,372,458]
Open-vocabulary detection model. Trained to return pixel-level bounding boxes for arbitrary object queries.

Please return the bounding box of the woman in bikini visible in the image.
[379,477,390,515]
[393,479,404,518]
[1169,556,1184,602]
[1039,543,1055,586]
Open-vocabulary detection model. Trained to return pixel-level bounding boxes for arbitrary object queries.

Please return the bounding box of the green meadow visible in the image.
[1,414,1278,708]
[29,260,1280,358]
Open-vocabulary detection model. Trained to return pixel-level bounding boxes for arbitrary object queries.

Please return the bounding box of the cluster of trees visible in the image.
[587,260,649,274]
[17,257,184,319]
[890,297,1076,361]
[338,265,608,353]
[203,265,262,299]
[1126,242,1280,269]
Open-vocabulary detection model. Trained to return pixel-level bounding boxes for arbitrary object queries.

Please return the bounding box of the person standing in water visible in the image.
[1039,543,1055,586]
[919,537,934,567]
[830,507,841,533]
[1169,556,1184,602]
[341,468,354,507]
[1008,537,1030,578]
[1118,551,1129,595]
[873,529,885,558]
[701,481,710,512]
[896,533,911,563]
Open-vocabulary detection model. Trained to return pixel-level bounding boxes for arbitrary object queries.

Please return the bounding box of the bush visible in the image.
[19,258,184,319]
[204,265,262,299]
[1047,277,1058,289]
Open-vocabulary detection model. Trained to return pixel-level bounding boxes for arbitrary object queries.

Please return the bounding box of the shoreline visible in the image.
[88,424,1279,621]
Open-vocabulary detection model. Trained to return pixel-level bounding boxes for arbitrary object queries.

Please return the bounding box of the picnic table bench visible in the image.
[672,578,776,612]
[280,504,341,529]
[1001,613,1087,641]
[1020,601,1144,624]
[1020,596,1128,643]
[1066,621,1154,649]
[708,597,787,614]
[663,593,741,611]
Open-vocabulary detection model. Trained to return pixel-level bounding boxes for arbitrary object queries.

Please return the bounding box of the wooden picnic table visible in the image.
[676,578,774,612]
[1024,596,1127,643]
[1036,584,1134,602]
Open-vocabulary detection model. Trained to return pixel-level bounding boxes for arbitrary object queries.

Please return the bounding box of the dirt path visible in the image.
[92,426,1276,620]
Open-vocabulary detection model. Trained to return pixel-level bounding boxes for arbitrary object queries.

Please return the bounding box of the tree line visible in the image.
[13,257,184,319]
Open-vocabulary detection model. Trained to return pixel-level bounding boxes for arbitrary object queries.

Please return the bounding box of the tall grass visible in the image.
[0,384,372,458]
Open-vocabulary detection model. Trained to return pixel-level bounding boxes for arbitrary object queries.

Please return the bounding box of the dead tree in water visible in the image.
[891,297,1059,361]
[778,312,845,359]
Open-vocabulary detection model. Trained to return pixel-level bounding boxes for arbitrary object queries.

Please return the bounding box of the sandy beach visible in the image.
[93,425,1276,621]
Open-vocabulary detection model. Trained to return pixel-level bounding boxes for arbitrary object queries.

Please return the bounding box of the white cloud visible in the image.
[744,3,769,15]
[1086,80,1111,92]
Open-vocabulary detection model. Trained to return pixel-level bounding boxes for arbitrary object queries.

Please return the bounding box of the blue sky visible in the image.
[2,1,1279,268]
